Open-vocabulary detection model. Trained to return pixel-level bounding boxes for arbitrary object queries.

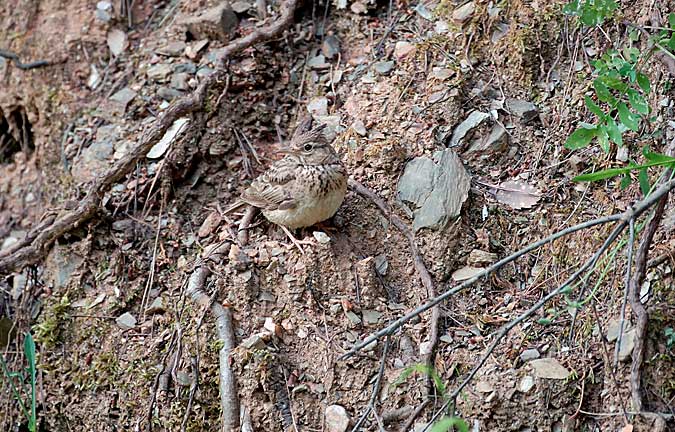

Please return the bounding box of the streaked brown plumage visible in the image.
[230,120,347,230]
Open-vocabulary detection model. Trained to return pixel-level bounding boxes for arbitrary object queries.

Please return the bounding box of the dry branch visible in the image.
[186,243,240,432]
[0,0,300,276]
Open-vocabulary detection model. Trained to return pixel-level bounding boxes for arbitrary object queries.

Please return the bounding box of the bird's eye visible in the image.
[303,144,313,151]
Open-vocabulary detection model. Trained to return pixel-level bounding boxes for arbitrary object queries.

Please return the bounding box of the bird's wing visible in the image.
[240,159,299,211]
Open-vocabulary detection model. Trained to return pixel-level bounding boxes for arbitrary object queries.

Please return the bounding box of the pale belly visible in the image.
[263,183,347,229]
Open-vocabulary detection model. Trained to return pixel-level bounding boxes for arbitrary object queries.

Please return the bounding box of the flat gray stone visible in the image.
[617,329,636,362]
[156,41,186,57]
[147,63,173,82]
[506,99,539,124]
[178,3,238,42]
[170,72,190,91]
[373,61,394,75]
[520,348,541,362]
[325,405,350,432]
[449,110,491,147]
[397,149,470,231]
[108,87,137,116]
[518,375,535,393]
[322,35,340,59]
[116,312,137,330]
[158,87,184,101]
[174,62,197,74]
[530,358,570,379]
[145,296,166,314]
[466,123,508,154]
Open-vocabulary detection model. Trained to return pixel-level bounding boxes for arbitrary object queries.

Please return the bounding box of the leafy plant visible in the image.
[0,332,38,432]
[392,364,469,432]
[562,0,618,27]
[565,49,650,152]
[572,149,675,187]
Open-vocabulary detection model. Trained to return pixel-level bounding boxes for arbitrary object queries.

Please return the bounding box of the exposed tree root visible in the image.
[0,0,300,276]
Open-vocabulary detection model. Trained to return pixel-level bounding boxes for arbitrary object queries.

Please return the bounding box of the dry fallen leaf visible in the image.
[493,180,541,210]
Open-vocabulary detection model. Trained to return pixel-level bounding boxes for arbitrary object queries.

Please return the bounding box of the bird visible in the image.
[227,118,347,251]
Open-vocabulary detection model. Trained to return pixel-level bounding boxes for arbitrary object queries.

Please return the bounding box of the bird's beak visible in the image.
[278,147,295,155]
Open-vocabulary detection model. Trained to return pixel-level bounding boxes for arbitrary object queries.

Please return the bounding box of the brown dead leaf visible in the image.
[493,180,541,210]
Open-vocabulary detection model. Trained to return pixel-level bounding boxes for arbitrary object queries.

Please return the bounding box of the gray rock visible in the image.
[147,64,173,82]
[351,120,367,136]
[174,62,197,74]
[157,41,186,57]
[518,375,535,393]
[449,110,491,147]
[308,54,330,70]
[506,99,539,124]
[178,3,239,42]
[362,309,382,325]
[322,35,341,59]
[606,318,632,342]
[196,66,215,79]
[325,405,350,432]
[466,123,508,154]
[157,87,184,101]
[530,358,570,379]
[397,149,471,231]
[520,348,541,362]
[313,231,331,244]
[145,296,166,314]
[116,312,137,330]
[95,9,111,22]
[373,61,395,75]
[108,87,137,116]
[241,333,267,349]
[231,0,250,13]
[452,1,475,23]
[307,97,328,117]
[374,254,388,276]
[170,72,190,91]
[73,126,116,183]
[617,329,636,362]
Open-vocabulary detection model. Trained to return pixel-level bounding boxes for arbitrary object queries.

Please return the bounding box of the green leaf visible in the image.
[627,89,649,114]
[581,9,600,26]
[638,168,650,196]
[565,126,598,150]
[538,318,553,325]
[391,364,446,396]
[600,73,628,92]
[669,12,675,29]
[618,103,639,131]
[24,333,37,432]
[635,73,650,95]
[593,79,615,104]
[584,95,605,119]
[620,174,631,189]
[573,167,630,182]
[562,0,581,15]
[606,117,623,145]
[643,151,675,164]
[597,125,610,152]
[431,417,470,432]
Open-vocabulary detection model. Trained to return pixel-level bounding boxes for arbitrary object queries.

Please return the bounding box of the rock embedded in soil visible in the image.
[465,123,508,155]
[156,41,187,57]
[116,312,137,330]
[178,2,239,42]
[397,149,470,231]
[145,297,166,314]
[449,110,491,147]
[373,61,394,75]
[616,329,636,362]
[452,1,475,23]
[147,63,173,82]
[322,35,341,59]
[325,405,350,432]
[520,348,541,362]
[394,41,416,60]
[157,87,184,101]
[518,375,535,393]
[506,99,539,124]
[108,87,137,116]
[529,358,570,379]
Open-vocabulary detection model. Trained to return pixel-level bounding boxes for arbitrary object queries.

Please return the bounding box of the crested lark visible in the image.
[229,119,347,249]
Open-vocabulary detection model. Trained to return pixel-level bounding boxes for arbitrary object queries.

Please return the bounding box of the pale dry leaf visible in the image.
[493,180,541,210]
[620,424,633,432]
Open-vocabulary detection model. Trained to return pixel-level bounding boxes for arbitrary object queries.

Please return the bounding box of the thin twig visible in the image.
[0,49,52,69]
[350,336,391,432]
[615,218,635,366]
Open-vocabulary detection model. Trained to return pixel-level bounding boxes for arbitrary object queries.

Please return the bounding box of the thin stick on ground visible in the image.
[350,336,391,432]
[0,0,301,276]
[186,243,239,432]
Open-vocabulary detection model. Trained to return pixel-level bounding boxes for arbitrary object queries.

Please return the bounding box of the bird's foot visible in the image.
[280,226,313,255]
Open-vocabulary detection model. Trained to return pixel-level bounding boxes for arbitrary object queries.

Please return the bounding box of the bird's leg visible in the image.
[279,226,313,255]
[312,220,338,233]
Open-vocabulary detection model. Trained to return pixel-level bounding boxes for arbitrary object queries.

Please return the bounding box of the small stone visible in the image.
[449,110,491,147]
[616,146,629,162]
[171,72,190,91]
[108,87,137,116]
[308,54,331,70]
[520,348,541,362]
[107,28,127,56]
[351,120,367,136]
[432,67,453,80]
[345,310,361,324]
[186,39,210,59]
[322,35,341,59]
[147,64,173,82]
[373,61,394,75]
[394,41,416,60]
[466,123,508,155]
[174,62,197,74]
[307,97,329,117]
[617,329,636,362]
[313,231,331,244]
[451,266,484,281]
[175,370,192,386]
[157,87,184,101]
[196,66,216,79]
[362,309,382,325]
[97,0,112,10]
[87,64,101,89]
[452,1,475,23]
[506,99,539,124]
[116,312,137,330]
[530,358,570,379]
[146,297,166,314]
[468,249,498,265]
[475,381,494,393]
[95,9,111,22]
[198,211,222,237]
[157,41,187,57]
[518,375,535,393]
[231,0,250,13]
[325,405,350,432]
[374,254,388,276]
[178,3,239,42]
[241,333,267,349]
